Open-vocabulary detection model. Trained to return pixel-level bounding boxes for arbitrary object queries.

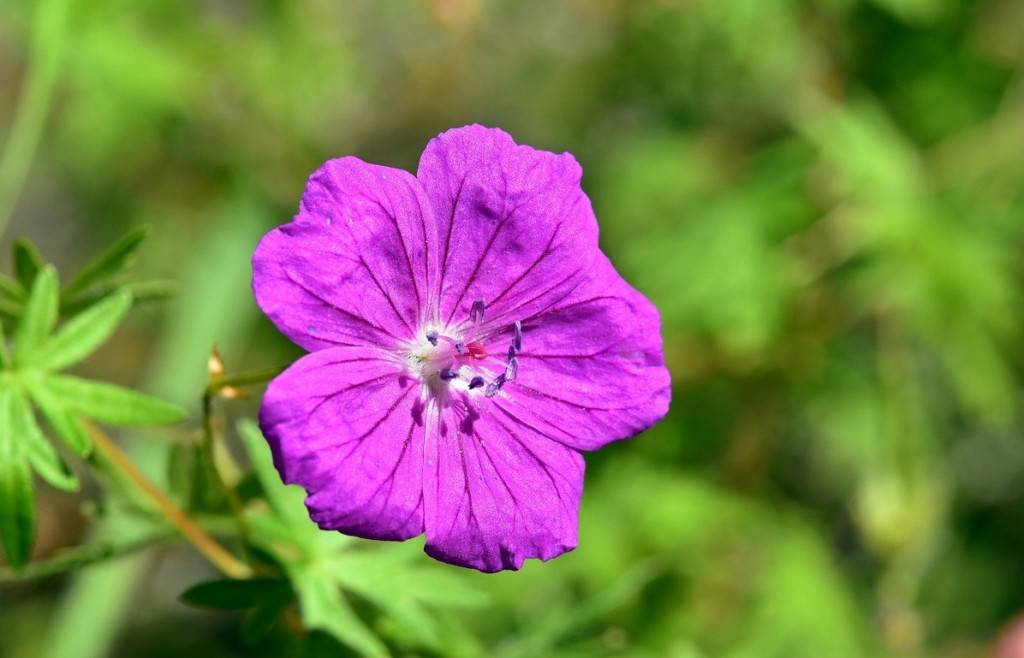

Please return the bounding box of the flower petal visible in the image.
[492,254,671,451]
[422,397,583,572]
[259,348,425,541]
[253,157,437,351]
[417,125,598,329]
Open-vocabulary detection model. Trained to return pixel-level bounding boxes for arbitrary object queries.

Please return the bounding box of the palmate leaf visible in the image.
[13,266,58,365]
[39,375,186,427]
[35,289,132,371]
[330,546,487,652]
[0,387,36,570]
[293,566,389,658]
[237,418,484,656]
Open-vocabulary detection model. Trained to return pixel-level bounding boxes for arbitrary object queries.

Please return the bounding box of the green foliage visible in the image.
[180,578,291,610]
[236,419,486,657]
[0,234,185,568]
[3,1,1024,657]
[0,388,36,570]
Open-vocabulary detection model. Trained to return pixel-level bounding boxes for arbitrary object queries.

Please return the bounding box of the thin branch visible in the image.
[0,531,173,582]
[84,421,253,580]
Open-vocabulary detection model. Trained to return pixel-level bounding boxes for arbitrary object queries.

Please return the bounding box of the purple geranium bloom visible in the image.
[253,125,670,572]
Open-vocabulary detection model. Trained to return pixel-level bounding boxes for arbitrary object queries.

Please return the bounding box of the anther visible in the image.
[485,374,507,398]
[426,330,438,346]
[468,376,485,390]
[439,368,458,381]
[454,342,466,355]
[470,299,486,323]
[505,356,518,382]
[507,344,517,360]
[512,321,523,351]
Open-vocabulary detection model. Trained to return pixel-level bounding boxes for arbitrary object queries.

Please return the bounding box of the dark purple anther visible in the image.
[512,321,522,351]
[426,330,438,346]
[454,342,466,354]
[507,345,517,360]
[485,373,507,398]
[468,376,485,390]
[505,356,518,382]
[439,368,458,381]
[470,299,485,323]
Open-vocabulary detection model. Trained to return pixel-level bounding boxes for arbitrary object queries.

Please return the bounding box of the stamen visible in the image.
[512,321,523,351]
[470,299,486,323]
[454,342,466,355]
[507,344,517,360]
[468,376,485,390]
[439,368,458,381]
[426,330,438,346]
[505,356,518,382]
[485,374,507,398]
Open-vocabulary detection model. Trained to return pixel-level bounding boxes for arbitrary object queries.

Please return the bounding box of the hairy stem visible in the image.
[84,421,253,580]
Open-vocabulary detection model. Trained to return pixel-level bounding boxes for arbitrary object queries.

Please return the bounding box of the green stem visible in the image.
[0,0,75,236]
[85,421,253,579]
[201,389,252,560]
[0,531,172,582]
[196,363,283,561]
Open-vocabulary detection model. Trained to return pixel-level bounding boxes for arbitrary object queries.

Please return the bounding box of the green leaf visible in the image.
[61,279,176,316]
[237,419,308,526]
[12,239,44,290]
[11,390,77,491]
[0,387,36,570]
[42,375,186,426]
[242,596,288,645]
[28,381,90,456]
[14,265,58,365]
[0,274,24,302]
[36,289,132,371]
[294,568,389,657]
[61,226,150,302]
[0,297,21,324]
[179,577,291,610]
[0,322,11,368]
[333,547,488,610]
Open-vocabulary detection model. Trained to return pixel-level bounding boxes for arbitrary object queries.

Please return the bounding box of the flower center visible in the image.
[404,300,520,401]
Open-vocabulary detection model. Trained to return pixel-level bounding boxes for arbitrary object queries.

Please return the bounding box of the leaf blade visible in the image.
[237,419,309,526]
[294,568,389,658]
[179,577,290,610]
[61,225,150,302]
[42,375,186,427]
[14,265,58,365]
[28,381,90,456]
[0,387,36,570]
[11,390,77,491]
[36,289,132,371]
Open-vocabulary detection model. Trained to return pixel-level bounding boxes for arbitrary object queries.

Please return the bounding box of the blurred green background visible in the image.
[2,0,1024,656]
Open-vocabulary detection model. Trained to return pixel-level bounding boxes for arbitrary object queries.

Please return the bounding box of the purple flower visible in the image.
[253,125,670,572]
